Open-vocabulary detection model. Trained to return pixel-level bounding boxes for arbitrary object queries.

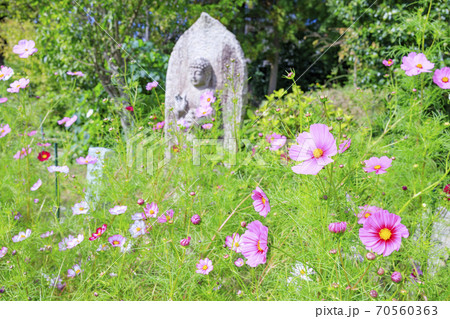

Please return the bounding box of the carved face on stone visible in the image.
[189,57,212,88]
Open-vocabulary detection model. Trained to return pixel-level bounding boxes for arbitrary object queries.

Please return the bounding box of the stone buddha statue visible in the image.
[174,57,215,128]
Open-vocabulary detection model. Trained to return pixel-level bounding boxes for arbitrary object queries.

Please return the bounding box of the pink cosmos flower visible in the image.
[40,231,54,238]
[67,264,82,278]
[202,123,213,130]
[0,247,7,258]
[144,202,158,218]
[153,121,165,130]
[67,71,85,77]
[234,258,244,267]
[225,233,243,253]
[0,65,14,81]
[200,91,216,107]
[97,244,109,252]
[401,52,434,76]
[252,187,270,218]
[146,81,158,91]
[196,258,213,275]
[289,123,337,175]
[57,117,70,125]
[76,155,98,165]
[240,220,269,267]
[328,221,347,233]
[89,224,107,241]
[158,209,174,223]
[27,130,37,137]
[180,237,191,246]
[432,67,450,89]
[13,146,32,159]
[0,124,11,138]
[12,229,32,242]
[72,201,90,215]
[363,156,392,174]
[195,104,213,118]
[37,142,51,147]
[359,211,409,257]
[338,138,351,154]
[0,97,8,104]
[47,165,69,174]
[7,78,30,93]
[30,179,42,191]
[65,115,77,127]
[109,205,127,215]
[13,40,38,58]
[108,234,126,247]
[357,205,389,225]
[266,133,286,151]
[382,59,394,67]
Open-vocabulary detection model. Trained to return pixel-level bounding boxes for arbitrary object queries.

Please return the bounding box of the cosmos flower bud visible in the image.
[180,237,191,247]
[240,221,247,228]
[391,271,402,283]
[366,252,376,260]
[377,267,385,275]
[189,191,196,196]
[258,133,263,137]
[402,186,408,191]
[191,214,201,225]
[0,287,5,293]
[329,249,337,254]
[370,290,378,298]
[328,222,347,233]
[137,199,145,205]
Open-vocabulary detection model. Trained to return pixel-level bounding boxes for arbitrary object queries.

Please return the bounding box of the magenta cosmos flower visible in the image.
[146,81,158,91]
[200,91,216,107]
[108,235,126,247]
[338,138,351,154]
[196,258,213,275]
[158,209,174,223]
[202,123,213,130]
[359,211,409,257]
[266,133,287,151]
[13,40,38,58]
[58,115,77,128]
[191,214,201,225]
[225,233,243,253]
[0,97,8,104]
[401,52,434,76]
[0,65,14,81]
[240,220,269,267]
[67,71,85,77]
[357,205,388,225]
[289,123,337,175]
[153,121,165,130]
[89,224,107,241]
[328,221,347,233]
[382,59,394,67]
[76,155,98,165]
[433,67,450,89]
[363,156,392,174]
[7,78,30,93]
[0,124,11,138]
[252,186,270,217]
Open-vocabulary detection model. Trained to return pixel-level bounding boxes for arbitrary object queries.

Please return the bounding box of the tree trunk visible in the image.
[268,36,280,95]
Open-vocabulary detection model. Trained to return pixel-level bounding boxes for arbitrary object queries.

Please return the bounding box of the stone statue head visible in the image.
[189,57,212,88]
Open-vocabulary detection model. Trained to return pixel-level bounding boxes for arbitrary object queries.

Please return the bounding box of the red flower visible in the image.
[38,151,51,162]
[125,106,134,112]
[444,184,450,194]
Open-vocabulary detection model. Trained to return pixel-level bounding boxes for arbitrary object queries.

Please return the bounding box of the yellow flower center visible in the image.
[207,98,211,102]
[0,74,4,78]
[149,210,154,215]
[202,111,207,115]
[388,60,392,65]
[374,165,381,170]
[234,242,239,247]
[113,240,119,245]
[202,265,208,270]
[75,269,81,274]
[442,77,449,83]
[261,197,266,205]
[379,228,392,241]
[416,64,423,69]
[136,227,141,232]
[257,240,264,252]
[16,84,21,88]
[364,213,371,219]
[313,148,323,158]
[20,234,26,238]
[79,207,84,211]
[300,269,306,275]
[42,154,47,159]
[166,215,171,221]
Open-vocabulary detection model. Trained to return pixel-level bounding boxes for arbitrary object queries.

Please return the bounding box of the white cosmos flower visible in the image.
[72,201,90,215]
[129,220,147,238]
[287,262,315,284]
[12,229,32,242]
